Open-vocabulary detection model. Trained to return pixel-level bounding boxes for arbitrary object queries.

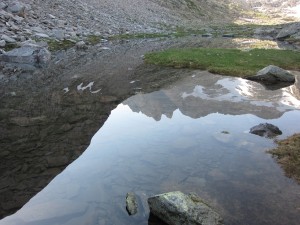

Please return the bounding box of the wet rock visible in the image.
[0,45,51,66]
[126,192,138,215]
[246,65,295,84]
[250,123,282,138]
[148,191,223,225]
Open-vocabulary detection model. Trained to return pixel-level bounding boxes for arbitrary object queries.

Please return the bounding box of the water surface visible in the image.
[1,72,300,225]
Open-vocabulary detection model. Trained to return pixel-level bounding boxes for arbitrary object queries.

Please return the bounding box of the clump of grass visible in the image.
[144,48,300,77]
[47,39,76,51]
[4,43,18,51]
[86,35,103,45]
[268,133,300,184]
[109,32,170,40]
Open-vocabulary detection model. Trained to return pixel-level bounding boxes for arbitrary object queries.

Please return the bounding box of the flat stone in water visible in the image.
[148,191,223,225]
[126,192,138,215]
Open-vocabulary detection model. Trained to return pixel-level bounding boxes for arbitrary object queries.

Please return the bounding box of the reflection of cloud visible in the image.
[124,71,300,121]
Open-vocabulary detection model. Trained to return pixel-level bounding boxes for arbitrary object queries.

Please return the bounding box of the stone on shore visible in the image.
[250,123,282,138]
[246,65,295,84]
[1,34,16,43]
[126,192,138,215]
[148,191,223,225]
[0,45,51,66]
[276,23,300,40]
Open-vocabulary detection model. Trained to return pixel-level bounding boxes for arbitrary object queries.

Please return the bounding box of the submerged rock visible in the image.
[250,123,282,138]
[246,65,295,85]
[148,191,223,225]
[126,192,138,215]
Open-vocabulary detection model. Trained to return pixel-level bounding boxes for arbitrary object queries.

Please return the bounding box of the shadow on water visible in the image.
[1,68,300,225]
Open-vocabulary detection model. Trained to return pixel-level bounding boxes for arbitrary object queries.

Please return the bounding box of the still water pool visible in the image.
[2,72,300,225]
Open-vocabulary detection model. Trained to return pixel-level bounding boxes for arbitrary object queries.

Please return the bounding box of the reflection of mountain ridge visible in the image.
[124,72,300,121]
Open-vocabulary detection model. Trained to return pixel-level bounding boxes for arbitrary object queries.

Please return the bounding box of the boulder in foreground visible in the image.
[148,191,223,225]
[246,65,295,84]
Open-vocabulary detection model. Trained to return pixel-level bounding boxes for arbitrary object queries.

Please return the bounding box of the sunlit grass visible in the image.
[144,48,300,77]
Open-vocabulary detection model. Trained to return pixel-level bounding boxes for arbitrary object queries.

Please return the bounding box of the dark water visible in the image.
[1,72,300,225]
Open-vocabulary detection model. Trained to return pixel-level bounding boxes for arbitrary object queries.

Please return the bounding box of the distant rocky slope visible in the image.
[0,0,243,50]
[1,0,299,52]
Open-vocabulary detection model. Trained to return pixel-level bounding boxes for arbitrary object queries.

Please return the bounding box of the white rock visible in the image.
[34,33,50,38]
[48,14,56,19]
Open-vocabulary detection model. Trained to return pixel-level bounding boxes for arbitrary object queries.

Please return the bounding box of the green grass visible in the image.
[4,43,18,51]
[45,39,76,51]
[109,32,170,40]
[86,35,104,45]
[144,48,300,77]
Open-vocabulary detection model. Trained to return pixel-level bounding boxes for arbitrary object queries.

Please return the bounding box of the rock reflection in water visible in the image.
[0,87,122,219]
[1,72,300,225]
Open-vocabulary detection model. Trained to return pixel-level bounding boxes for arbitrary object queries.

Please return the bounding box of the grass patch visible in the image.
[47,39,76,51]
[86,35,104,45]
[144,48,300,77]
[4,43,18,51]
[268,133,300,184]
[109,32,170,40]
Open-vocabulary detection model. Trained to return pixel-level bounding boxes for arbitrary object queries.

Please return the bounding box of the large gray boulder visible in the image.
[246,65,295,84]
[148,191,223,225]
[276,23,300,40]
[0,45,51,66]
[7,1,26,16]
[250,123,282,138]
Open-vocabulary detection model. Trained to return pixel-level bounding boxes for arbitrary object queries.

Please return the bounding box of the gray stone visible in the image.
[7,2,25,14]
[34,33,50,38]
[126,192,138,215]
[52,29,65,40]
[1,34,16,43]
[0,3,7,10]
[246,65,295,84]
[0,40,6,47]
[32,27,46,33]
[148,191,223,225]
[0,46,51,65]
[37,48,51,65]
[76,41,87,50]
[276,23,300,40]
[250,123,282,138]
